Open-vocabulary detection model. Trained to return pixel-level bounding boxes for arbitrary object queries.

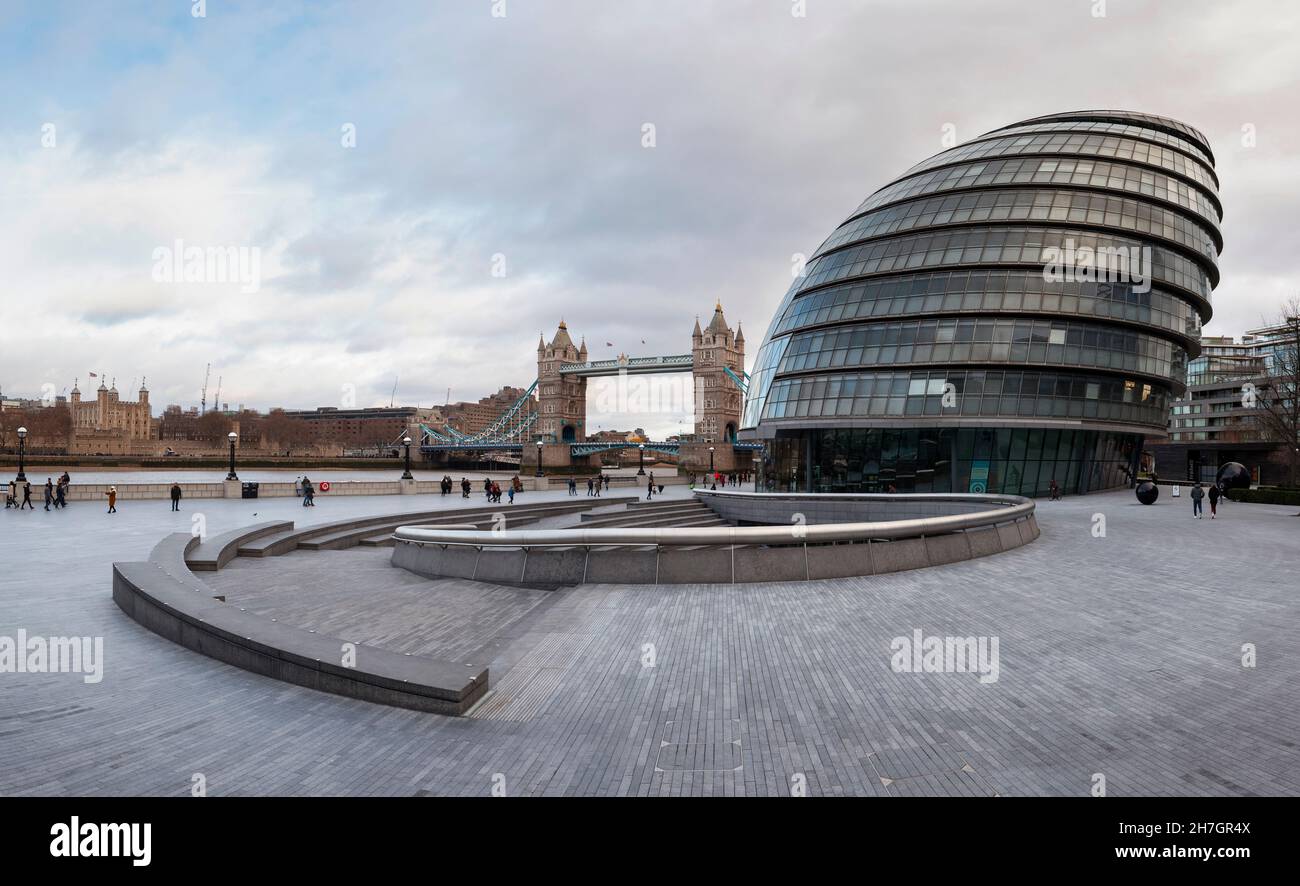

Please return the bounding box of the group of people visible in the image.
[568,475,611,497]
[5,473,73,511]
[482,476,520,503]
[688,471,751,492]
[294,476,316,506]
[1190,481,1226,519]
[439,475,525,502]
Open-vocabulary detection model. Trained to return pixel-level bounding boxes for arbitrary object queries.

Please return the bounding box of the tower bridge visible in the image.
[420,303,761,473]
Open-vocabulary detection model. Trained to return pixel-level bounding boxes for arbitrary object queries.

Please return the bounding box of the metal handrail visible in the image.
[393,491,1034,549]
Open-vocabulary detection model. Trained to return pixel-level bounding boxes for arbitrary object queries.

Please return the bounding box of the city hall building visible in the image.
[742,110,1221,495]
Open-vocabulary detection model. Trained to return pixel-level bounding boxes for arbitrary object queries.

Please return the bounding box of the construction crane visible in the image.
[200,363,211,414]
[214,376,223,414]
[389,376,398,408]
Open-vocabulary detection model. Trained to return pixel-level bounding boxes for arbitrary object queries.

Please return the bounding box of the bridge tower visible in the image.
[692,302,745,443]
[537,320,587,442]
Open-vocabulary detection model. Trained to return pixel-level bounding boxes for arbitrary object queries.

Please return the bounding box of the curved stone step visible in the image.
[238,499,640,557]
[300,513,545,551]
[579,504,713,527]
[113,561,488,715]
[149,533,211,592]
[187,520,295,571]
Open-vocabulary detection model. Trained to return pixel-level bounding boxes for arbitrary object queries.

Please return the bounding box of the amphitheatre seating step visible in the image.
[579,512,727,530]
[238,498,638,558]
[581,500,709,523]
[579,508,718,529]
[357,531,398,548]
[148,532,211,592]
[112,560,487,715]
[299,513,546,551]
[625,497,711,510]
[187,520,294,571]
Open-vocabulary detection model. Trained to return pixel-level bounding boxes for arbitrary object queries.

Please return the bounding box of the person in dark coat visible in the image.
[20,480,34,510]
[170,483,183,511]
[43,479,54,511]
[1208,483,1221,519]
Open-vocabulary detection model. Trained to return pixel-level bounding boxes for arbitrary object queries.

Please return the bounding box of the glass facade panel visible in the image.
[762,426,1142,496]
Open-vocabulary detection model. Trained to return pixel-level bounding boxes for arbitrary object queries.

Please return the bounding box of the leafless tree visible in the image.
[1253,296,1300,488]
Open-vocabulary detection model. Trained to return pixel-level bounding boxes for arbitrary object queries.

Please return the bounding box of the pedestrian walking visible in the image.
[20,481,34,510]
[569,477,577,496]
[105,485,118,513]
[646,473,655,500]
[43,479,53,511]
[54,478,66,509]
[302,478,315,506]
[507,485,515,504]
[461,477,470,498]
[170,482,183,511]
[1208,483,1220,519]
[1191,481,1204,519]
[587,477,595,496]
[5,479,15,509]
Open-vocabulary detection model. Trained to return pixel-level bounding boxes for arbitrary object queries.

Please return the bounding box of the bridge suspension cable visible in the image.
[420,379,540,448]
[723,365,749,393]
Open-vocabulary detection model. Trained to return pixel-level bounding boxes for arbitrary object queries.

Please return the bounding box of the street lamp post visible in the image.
[226,431,239,481]
[16,427,28,482]
[637,443,646,475]
[708,445,715,476]
[535,440,544,478]
[401,436,413,479]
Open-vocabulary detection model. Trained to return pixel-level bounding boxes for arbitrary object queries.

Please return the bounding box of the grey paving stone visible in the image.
[0,487,1297,796]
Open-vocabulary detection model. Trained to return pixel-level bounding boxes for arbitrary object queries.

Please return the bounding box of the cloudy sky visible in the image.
[1,0,1297,436]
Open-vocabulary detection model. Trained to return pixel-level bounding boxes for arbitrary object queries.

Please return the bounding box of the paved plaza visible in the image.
[1,485,1297,796]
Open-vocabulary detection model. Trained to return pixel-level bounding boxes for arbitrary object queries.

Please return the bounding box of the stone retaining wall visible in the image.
[392,491,1038,587]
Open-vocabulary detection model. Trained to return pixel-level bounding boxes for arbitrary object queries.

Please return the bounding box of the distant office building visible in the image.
[443,386,533,437]
[1149,324,1298,483]
[743,110,1221,495]
[280,405,423,447]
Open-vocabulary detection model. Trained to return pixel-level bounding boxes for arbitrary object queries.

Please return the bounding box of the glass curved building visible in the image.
[742,110,1221,495]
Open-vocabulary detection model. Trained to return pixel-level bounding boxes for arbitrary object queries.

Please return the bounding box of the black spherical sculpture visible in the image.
[1216,462,1250,491]
[1135,481,1159,505]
